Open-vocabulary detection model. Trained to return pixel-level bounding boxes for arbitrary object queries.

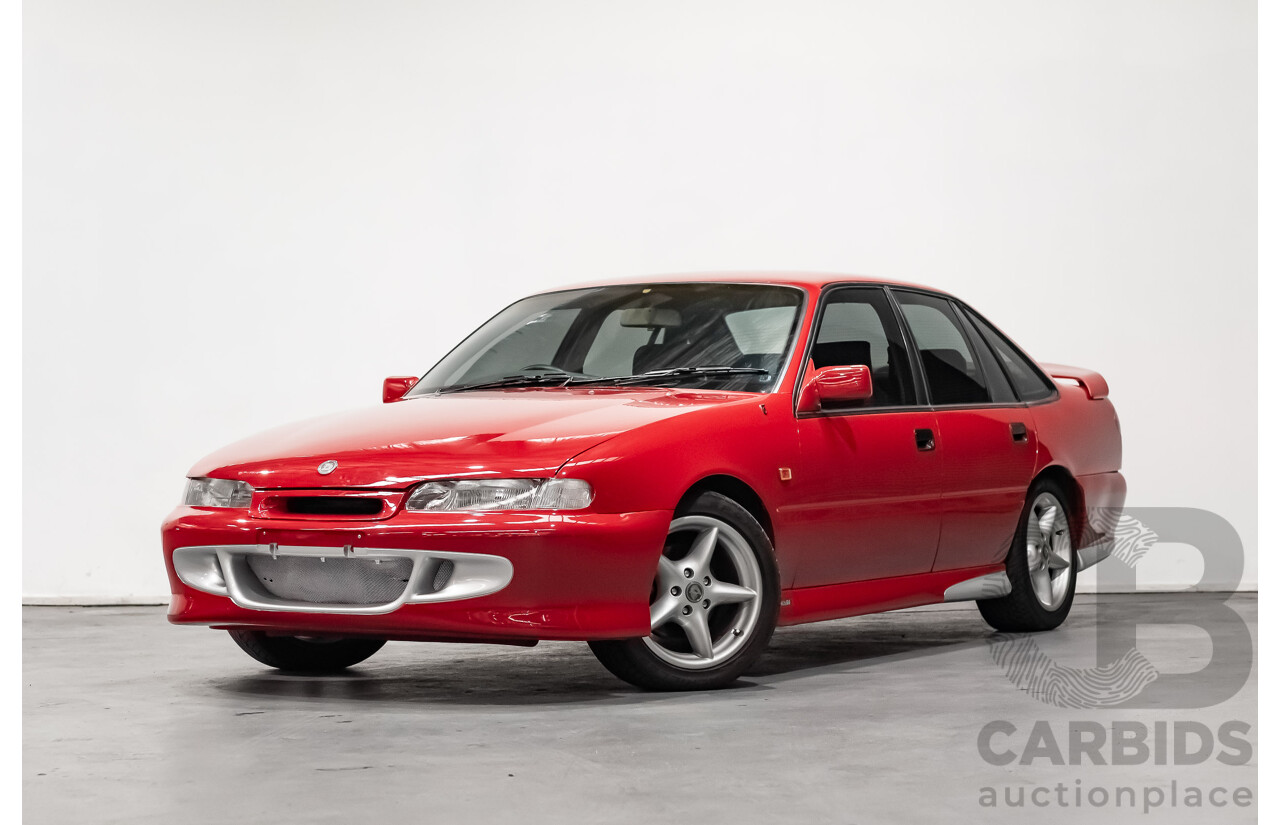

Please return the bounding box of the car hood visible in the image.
[189,388,752,489]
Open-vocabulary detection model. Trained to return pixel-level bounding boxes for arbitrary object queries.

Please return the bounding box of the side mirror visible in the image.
[383,376,419,403]
[797,365,873,413]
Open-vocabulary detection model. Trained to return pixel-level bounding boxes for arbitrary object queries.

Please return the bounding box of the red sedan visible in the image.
[163,273,1125,690]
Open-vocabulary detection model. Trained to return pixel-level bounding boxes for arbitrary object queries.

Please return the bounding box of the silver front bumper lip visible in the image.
[172,544,514,616]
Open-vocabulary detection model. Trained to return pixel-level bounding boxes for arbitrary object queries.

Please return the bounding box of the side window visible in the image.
[955,309,1017,403]
[962,307,1056,402]
[893,291,992,405]
[808,288,916,408]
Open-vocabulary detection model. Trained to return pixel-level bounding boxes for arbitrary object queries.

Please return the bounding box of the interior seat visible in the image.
[920,348,987,404]
[811,340,872,370]
[632,343,670,374]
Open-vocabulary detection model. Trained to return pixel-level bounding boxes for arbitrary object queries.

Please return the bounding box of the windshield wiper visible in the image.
[435,373,577,394]
[437,366,770,394]
[571,366,770,387]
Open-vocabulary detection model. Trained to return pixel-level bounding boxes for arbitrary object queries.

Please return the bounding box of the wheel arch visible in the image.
[676,475,775,544]
[1032,464,1087,547]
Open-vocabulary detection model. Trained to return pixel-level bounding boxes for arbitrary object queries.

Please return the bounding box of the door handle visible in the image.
[1011,422,1028,443]
[915,428,935,452]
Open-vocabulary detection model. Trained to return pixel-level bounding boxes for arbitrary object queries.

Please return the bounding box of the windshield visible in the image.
[410,283,805,395]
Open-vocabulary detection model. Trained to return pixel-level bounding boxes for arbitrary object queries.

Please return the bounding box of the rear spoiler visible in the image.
[1040,363,1109,400]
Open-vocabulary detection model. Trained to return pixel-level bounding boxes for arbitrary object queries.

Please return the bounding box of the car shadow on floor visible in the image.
[749,607,997,680]
[208,606,1001,707]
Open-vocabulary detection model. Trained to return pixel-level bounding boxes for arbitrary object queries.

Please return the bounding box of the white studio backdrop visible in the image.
[23,0,1256,601]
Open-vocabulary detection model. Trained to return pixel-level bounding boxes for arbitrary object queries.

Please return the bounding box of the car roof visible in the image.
[554,271,950,295]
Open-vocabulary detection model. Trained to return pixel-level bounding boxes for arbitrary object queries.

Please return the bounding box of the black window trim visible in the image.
[791,283,931,419]
[948,296,1018,405]
[951,303,1019,402]
[954,299,1059,405]
[786,282,1061,418]
[890,286,1008,409]
[885,286,1059,411]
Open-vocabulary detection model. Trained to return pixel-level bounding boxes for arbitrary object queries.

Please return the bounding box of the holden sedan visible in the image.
[163,273,1125,690]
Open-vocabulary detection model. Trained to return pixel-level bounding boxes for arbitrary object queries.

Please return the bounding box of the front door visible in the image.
[787,286,943,588]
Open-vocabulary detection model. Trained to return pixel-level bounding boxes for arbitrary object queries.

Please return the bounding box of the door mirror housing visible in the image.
[797,365,873,413]
[383,376,419,403]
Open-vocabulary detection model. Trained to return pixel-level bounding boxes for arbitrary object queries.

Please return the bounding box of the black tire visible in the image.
[589,491,780,691]
[228,630,386,673]
[978,478,1077,632]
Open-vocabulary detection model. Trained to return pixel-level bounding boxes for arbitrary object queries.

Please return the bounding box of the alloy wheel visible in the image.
[1025,492,1073,610]
[642,515,763,670]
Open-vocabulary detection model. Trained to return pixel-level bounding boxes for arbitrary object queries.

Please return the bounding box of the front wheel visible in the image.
[228,630,386,673]
[589,492,780,691]
[978,480,1077,632]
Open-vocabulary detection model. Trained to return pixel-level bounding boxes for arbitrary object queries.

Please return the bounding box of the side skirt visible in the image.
[778,564,1007,627]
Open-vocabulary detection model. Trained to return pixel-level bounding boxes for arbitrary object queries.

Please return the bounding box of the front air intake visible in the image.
[432,559,455,592]
[245,555,412,605]
[281,497,385,517]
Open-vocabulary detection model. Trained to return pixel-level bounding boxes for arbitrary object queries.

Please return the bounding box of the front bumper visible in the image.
[162,507,671,642]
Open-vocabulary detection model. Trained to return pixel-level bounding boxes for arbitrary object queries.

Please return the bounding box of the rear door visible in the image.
[891,290,1039,572]
[788,286,942,587]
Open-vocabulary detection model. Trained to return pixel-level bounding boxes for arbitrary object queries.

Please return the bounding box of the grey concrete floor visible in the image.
[24,594,1255,824]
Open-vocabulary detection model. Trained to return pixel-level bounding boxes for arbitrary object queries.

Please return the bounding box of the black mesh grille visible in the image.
[282,497,384,516]
[245,555,412,605]
[432,560,455,592]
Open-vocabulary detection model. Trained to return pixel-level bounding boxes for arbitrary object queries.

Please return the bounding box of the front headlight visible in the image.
[404,478,593,512]
[183,477,254,508]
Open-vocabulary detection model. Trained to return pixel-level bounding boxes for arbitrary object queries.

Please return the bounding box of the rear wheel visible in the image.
[589,492,780,691]
[978,479,1077,632]
[228,630,385,672]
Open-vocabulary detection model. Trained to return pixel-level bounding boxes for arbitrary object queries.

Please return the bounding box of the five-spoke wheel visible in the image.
[1025,492,1073,611]
[589,492,780,690]
[643,515,763,669]
[978,479,1078,632]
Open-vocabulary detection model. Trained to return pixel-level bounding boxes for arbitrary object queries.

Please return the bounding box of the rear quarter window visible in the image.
[962,308,1056,402]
